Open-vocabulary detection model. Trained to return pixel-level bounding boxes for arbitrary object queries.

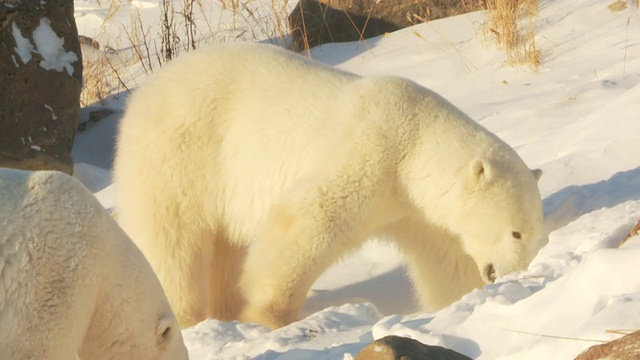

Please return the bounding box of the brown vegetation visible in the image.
[483,0,539,70]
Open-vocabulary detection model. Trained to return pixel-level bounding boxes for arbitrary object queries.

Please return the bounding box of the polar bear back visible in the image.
[118,45,357,216]
[116,43,453,245]
[116,43,532,247]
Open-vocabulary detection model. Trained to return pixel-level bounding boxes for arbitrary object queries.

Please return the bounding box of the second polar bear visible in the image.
[0,169,188,360]
[114,42,544,329]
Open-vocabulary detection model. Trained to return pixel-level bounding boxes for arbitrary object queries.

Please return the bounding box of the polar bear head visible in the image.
[404,152,544,284]
[78,209,189,360]
[79,254,189,360]
[398,90,544,284]
[454,157,544,283]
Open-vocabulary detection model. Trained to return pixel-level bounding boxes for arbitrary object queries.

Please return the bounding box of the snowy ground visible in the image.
[71,0,640,358]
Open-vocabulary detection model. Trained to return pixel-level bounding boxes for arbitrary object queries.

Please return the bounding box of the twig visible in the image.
[503,328,609,343]
[105,56,130,94]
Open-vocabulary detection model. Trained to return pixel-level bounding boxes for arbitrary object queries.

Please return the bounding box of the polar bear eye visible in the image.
[512,231,522,240]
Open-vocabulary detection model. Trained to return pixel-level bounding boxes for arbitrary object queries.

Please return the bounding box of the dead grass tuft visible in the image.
[608,0,627,12]
[483,0,539,70]
[80,39,132,106]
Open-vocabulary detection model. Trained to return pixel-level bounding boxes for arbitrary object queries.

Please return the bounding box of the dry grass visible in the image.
[79,38,133,107]
[483,0,539,70]
[80,0,294,106]
[608,0,627,12]
[80,0,540,105]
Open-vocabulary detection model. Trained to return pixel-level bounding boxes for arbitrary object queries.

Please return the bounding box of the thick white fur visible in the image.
[0,169,187,360]
[114,42,544,329]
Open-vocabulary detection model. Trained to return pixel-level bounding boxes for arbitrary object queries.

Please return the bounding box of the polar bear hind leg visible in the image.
[207,233,248,321]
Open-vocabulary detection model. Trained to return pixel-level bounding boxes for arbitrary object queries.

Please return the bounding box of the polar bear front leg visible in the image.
[389,217,484,311]
[238,198,365,329]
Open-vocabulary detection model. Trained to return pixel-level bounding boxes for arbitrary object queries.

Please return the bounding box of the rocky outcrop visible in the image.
[355,335,473,360]
[288,0,483,51]
[0,0,83,174]
[575,330,640,360]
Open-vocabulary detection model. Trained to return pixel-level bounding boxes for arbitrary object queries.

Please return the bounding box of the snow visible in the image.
[10,18,79,75]
[66,0,640,358]
[32,18,79,76]
[44,104,58,120]
[11,22,34,64]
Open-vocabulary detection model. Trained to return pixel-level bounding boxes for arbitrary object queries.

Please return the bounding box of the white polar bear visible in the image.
[114,42,544,330]
[0,169,188,360]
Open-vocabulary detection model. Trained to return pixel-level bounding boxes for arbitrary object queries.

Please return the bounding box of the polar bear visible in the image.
[0,169,188,360]
[114,42,544,330]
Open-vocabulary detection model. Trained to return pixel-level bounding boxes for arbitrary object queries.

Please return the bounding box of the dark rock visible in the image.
[0,0,83,174]
[78,108,116,132]
[288,0,483,51]
[574,330,640,360]
[355,335,473,360]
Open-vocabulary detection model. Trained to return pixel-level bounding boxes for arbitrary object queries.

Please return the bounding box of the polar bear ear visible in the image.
[471,159,489,182]
[156,316,175,345]
[532,168,543,182]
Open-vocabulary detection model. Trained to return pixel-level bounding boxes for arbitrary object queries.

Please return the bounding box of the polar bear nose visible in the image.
[484,263,497,283]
